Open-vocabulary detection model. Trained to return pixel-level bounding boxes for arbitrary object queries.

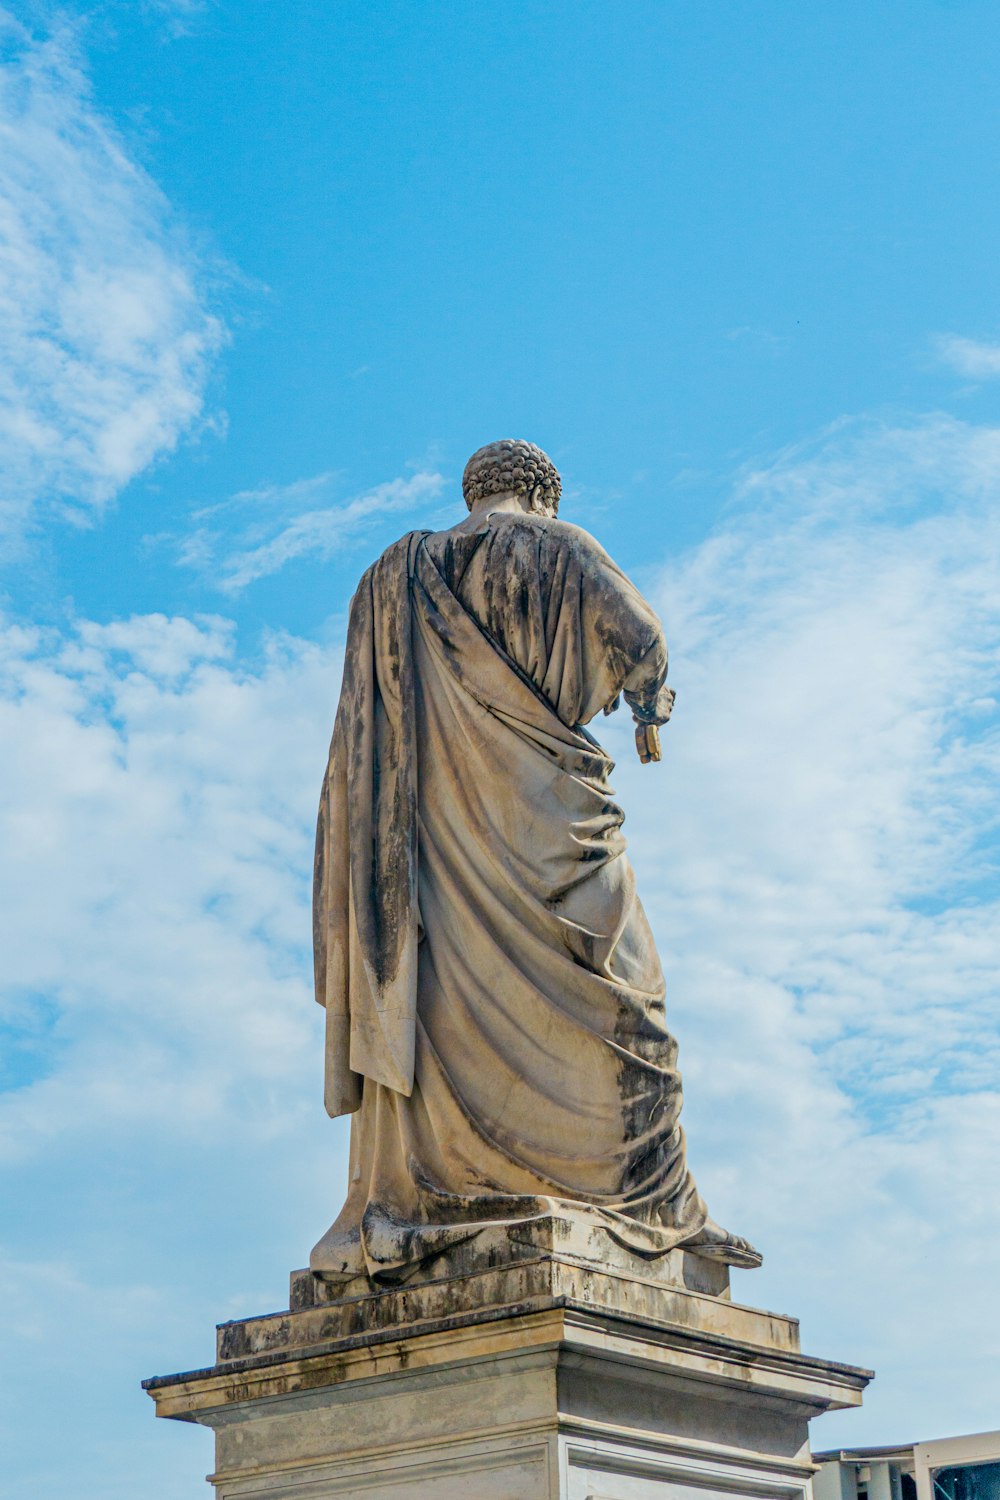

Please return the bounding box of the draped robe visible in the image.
[311,513,707,1281]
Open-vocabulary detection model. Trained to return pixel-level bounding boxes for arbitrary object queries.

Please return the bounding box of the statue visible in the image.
[310,439,761,1284]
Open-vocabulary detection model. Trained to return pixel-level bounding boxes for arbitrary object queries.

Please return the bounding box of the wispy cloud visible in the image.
[0,604,339,1491]
[0,611,330,1160]
[934,332,1000,379]
[0,10,225,539]
[179,469,446,591]
[614,411,1000,1441]
[140,0,210,38]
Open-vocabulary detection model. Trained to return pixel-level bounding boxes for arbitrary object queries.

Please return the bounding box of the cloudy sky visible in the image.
[1,2,999,1494]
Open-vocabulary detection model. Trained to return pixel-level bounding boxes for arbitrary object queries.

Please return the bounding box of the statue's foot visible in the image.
[684,1217,763,1269]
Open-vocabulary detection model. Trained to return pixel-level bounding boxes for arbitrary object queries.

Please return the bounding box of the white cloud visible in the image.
[935,332,1000,379]
[141,0,209,37]
[0,10,224,538]
[2,413,1000,1487]
[0,611,333,1160]
[610,412,1000,1441]
[0,606,345,1493]
[179,468,446,591]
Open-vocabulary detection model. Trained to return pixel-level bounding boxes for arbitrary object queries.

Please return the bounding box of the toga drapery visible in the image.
[311,513,707,1282]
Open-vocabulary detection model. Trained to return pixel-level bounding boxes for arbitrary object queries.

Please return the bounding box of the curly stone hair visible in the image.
[461,439,562,516]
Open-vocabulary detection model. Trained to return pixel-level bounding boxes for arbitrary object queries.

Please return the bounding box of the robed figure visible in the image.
[311,440,759,1283]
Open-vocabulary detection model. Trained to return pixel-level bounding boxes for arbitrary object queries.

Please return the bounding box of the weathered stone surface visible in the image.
[144,1233,871,1499]
[224,1250,786,1369]
[295,1210,733,1307]
[310,440,761,1285]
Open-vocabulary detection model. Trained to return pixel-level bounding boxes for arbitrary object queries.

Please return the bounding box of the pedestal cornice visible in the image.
[144,1228,872,1499]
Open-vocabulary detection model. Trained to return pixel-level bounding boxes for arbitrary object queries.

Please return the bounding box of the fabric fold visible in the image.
[312,515,707,1281]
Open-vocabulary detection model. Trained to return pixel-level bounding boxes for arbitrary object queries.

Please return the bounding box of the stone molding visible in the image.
[145,1226,871,1499]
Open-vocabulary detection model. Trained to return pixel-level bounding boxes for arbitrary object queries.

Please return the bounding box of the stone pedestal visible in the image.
[144,1215,871,1499]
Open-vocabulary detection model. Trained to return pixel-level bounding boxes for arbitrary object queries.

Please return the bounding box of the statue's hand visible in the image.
[633,687,674,762]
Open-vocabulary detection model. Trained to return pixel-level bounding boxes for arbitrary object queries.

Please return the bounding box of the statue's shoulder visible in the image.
[380,528,431,563]
[348,532,429,611]
[363,529,431,579]
[495,512,610,559]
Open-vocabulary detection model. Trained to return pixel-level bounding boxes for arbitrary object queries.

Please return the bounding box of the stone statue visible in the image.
[310,439,761,1283]
[147,439,868,1500]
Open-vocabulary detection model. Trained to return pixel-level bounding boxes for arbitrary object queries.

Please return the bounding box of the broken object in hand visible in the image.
[635,720,661,763]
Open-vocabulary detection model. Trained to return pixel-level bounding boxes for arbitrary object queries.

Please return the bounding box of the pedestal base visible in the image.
[144,1216,871,1499]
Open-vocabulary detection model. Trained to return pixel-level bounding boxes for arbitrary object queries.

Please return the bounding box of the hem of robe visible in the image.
[309,1192,709,1287]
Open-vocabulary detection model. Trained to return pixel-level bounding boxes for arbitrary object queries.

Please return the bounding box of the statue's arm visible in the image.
[534,518,676,742]
[620,633,675,764]
[566,524,675,720]
[557,521,675,760]
[621,634,675,725]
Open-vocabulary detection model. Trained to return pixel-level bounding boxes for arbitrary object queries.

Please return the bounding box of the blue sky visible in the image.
[0,2,999,1495]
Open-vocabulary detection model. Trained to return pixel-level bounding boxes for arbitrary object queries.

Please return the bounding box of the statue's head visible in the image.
[462,439,561,517]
